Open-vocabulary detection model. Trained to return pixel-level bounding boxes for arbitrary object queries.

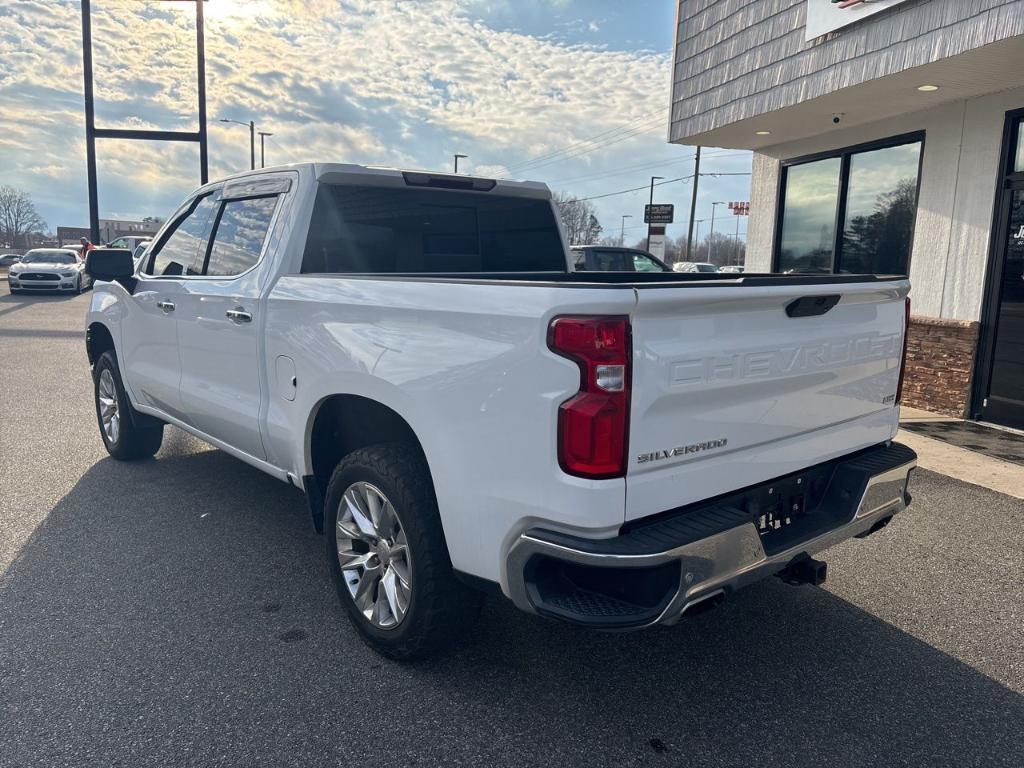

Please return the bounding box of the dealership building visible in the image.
[670,0,1024,429]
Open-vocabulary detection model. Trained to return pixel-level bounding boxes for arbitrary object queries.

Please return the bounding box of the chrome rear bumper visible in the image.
[506,442,916,628]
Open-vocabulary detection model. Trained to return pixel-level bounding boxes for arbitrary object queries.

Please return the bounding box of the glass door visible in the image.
[980,112,1024,429]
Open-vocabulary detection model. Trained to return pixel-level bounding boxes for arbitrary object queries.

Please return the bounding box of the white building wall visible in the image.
[747,85,1024,322]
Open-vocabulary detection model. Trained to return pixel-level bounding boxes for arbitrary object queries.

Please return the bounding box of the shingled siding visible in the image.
[670,0,1024,142]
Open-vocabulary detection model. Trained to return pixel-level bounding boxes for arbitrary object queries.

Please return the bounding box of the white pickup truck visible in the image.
[84,164,916,659]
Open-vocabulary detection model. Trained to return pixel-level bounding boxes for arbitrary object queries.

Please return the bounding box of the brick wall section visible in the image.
[902,316,980,417]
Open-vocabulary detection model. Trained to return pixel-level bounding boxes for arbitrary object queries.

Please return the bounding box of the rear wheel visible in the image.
[325,444,483,660]
[93,350,163,460]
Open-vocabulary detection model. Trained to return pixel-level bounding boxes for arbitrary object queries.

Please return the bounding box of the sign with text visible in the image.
[644,204,674,224]
[648,225,667,260]
[806,0,911,41]
[728,201,750,216]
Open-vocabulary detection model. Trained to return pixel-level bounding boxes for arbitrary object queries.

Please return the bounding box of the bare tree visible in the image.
[552,191,603,245]
[0,186,46,248]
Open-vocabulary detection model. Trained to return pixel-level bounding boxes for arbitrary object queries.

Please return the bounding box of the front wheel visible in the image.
[325,444,483,660]
[93,350,163,460]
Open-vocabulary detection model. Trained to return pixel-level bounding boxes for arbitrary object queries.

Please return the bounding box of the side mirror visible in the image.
[86,247,136,290]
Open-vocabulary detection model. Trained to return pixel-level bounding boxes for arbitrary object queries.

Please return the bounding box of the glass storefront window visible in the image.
[838,142,922,274]
[1015,120,1024,173]
[776,157,841,274]
[774,135,922,275]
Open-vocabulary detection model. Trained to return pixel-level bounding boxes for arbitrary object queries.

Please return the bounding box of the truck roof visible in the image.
[205,162,551,200]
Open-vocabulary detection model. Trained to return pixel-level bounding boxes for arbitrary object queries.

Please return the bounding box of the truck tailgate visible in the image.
[625,279,909,522]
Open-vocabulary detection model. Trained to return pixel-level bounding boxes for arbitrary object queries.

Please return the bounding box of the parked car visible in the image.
[673,261,719,273]
[84,164,916,659]
[719,265,745,273]
[132,242,150,269]
[570,245,670,272]
[107,235,151,253]
[8,248,92,294]
[0,253,21,268]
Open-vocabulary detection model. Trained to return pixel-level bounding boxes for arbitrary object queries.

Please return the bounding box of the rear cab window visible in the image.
[301,185,567,274]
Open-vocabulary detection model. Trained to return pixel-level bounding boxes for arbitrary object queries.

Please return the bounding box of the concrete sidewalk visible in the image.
[898,406,1024,500]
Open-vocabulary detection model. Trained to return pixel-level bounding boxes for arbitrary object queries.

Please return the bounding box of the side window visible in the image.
[204,196,278,277]
[632,254,664,272]
[145,194,218,277]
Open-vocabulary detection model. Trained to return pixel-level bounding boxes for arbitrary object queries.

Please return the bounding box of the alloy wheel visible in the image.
[335,481,412,629]
[97,368,120,444]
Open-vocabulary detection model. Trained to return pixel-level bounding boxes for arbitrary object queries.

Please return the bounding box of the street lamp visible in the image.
[647,176,664,246]
[258,131,273,168]
[220,117,255,170]
[710,202,727,262]
[454,153,468,173]
[620,214,633,246]
[692,218,706,258]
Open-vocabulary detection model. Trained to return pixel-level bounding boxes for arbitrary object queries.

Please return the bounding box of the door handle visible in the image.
[226,308,252,324]
[156,300,175,313]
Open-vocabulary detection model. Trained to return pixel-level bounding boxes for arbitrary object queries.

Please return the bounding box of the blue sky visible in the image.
[0,0,751,247]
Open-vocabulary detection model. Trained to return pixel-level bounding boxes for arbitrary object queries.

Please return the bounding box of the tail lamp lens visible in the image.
[548,316,631,478]
[896,296,910,404]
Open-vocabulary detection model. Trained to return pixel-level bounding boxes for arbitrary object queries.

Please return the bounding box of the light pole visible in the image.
[620,214,632,246]
[692,218,706,259]
[647,176,664,247]
[710,202,727,262]
[454,153,468,173]
[258,131,273,168]
[220,117,256,170]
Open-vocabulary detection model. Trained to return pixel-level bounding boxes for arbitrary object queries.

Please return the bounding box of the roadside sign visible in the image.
[728,201,750,216]
[644,204,674,224]
[648,225,667,260]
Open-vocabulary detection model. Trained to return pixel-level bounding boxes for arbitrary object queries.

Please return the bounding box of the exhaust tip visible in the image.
[680,589,726,617]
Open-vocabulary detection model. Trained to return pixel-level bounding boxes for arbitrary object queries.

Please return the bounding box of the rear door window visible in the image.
[204,196,278,277]
[145,194,218,277]
[301,185,566,273]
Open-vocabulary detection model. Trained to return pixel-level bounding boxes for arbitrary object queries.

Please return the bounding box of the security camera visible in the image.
[832,113,844,125]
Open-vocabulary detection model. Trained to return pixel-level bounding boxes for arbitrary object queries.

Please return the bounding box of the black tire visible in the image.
[324,443,483,660]
[75,275,83,295]
[93,350,164,460]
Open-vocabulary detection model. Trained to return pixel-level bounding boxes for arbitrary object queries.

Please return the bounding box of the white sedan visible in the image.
[7,248,93,294]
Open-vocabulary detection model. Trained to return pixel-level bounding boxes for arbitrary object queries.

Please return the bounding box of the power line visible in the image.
[504,109,670,174]
[544,149,749,187]
[569,172,752,203]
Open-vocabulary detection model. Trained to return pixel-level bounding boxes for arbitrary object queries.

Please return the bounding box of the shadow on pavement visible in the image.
[2,446,1022,767]
[0,289,82,319]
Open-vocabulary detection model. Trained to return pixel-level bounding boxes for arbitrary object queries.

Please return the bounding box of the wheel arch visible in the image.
[304,394,431,533]
[86,322,115,366]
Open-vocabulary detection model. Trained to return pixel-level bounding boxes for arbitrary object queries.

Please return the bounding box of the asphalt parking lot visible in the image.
[1,282,1022,768]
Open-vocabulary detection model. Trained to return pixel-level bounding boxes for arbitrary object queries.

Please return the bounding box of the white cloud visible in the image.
[0,0,751,243]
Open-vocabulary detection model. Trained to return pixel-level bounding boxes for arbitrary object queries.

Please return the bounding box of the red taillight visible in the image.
[548,316,631,479]
[895,296,911,404]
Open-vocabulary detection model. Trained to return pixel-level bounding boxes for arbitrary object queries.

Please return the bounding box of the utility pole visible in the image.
[734,214,741,266]
[710,202,726,263]
[259,131,273,168]
[647,176,664,247]
[454,153,468,173]
[685,146,701,262]
[620,214,632,246]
